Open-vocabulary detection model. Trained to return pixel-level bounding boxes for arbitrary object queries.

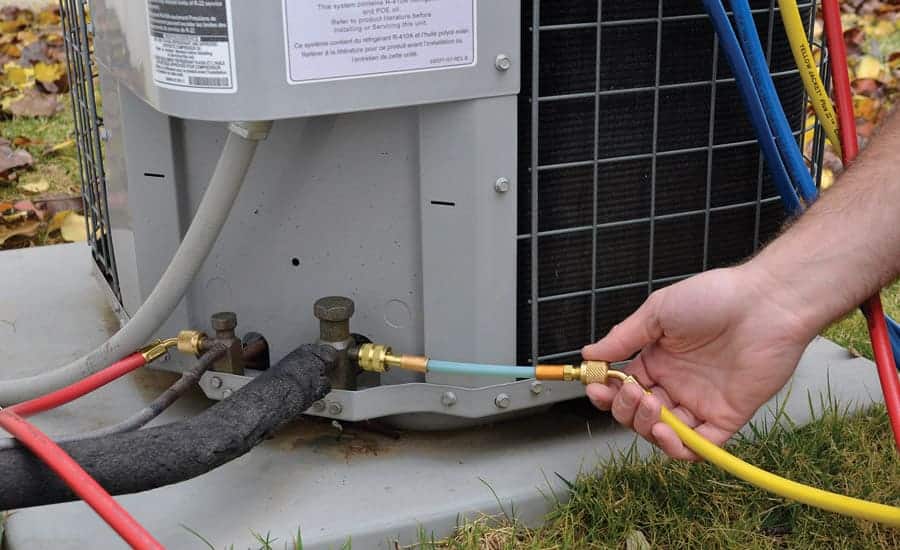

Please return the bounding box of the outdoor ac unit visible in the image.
[68,0,818,428]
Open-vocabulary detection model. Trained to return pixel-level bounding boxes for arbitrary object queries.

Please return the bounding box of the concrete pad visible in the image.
[0,244,885,549]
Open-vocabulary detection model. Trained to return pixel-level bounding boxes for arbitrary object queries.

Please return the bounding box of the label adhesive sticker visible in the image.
[148,0,237,93]
[283,0,477,83]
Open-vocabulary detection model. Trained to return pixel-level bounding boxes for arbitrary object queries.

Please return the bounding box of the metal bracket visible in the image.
[198,371,586,421]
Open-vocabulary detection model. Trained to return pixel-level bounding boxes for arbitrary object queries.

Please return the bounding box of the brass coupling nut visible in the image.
[177,330,207,356]
[577,360,612,385]
[139,337,178,363]
[357,343,391,373]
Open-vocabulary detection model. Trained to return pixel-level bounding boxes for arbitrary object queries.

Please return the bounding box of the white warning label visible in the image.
[148,0,237,93]
[283,0,477,84]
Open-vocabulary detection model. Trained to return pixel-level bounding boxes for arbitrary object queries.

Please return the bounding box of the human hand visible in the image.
[583,266,814,460]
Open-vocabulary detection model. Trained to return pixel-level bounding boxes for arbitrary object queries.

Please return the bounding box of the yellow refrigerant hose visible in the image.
[607,367,900,527]
[777,0,843,157]
[659,406,900,526]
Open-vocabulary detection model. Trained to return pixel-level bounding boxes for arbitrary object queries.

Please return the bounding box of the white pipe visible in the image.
[0,121,273,405]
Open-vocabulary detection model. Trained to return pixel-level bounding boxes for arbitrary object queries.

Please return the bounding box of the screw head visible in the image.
[222,388,233,399]
[494,177,511,194]
[311,400,326,412]
[210,376,223,389]
[441,391,457,407]
[530,381,544,395]
[494,393,511,409]
[495,54,512,71]
[210,311,237,332]
[314,296,355,322]
[328,402,343,415]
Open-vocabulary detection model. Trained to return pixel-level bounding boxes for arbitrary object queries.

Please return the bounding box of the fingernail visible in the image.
[621,389,635,407]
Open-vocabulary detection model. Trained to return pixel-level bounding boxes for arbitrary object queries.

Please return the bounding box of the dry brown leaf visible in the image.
[0,217,39,246]
[7,87,60,117]
[60,211,86,242]
[20,179,48,194]
[0,139,32,179]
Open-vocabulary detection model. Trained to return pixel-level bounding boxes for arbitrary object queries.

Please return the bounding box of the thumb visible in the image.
[582,292,664,362]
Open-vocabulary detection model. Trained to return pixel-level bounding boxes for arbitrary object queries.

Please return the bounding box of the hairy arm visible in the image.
[746,109,900,339]
[584,109,900,460]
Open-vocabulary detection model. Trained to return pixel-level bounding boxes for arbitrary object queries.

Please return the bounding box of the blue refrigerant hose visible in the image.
[701,0,802,214]
[426,360,536,379]
[730,0,818,203]
[709,0,900,365]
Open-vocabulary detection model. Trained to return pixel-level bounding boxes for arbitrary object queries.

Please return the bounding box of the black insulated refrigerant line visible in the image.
[0,345,333,509]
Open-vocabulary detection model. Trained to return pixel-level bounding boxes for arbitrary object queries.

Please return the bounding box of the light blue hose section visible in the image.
[731,0,818,203]
[702,0,802,214]
[427,360,536,379]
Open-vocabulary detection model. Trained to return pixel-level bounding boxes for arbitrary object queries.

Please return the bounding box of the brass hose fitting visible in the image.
[535,360,629,385]
[355,343,429,374]
[139,338,179,363]
[176,330,207,356]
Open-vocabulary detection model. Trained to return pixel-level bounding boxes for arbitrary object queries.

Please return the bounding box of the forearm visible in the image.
[743,109,900,338]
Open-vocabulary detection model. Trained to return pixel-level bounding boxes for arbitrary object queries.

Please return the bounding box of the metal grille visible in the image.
[60,0,121,302]
[517,0,824,365]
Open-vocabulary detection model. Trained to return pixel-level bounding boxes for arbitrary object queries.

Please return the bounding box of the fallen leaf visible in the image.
[47,208,70,233]
[856,55,885,81]
[7,88,60,117]
[36,7,61,27]
[33,61,62,84]
[0,139,32,179]
[20,178,48,194]
[12,199,44,220]
[2,62,31,87]
[0,201,12,212]
[15,30,38,46]
[60,211,87,242]
[0,218,39,246]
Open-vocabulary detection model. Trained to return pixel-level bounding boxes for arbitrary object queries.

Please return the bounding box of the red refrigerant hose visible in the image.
[821,0,900,452]
[9,352,147,417]
[0,409,163,549]
[821,0,859,162]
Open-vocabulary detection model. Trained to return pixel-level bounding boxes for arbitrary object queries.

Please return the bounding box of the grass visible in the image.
[0,100,79,202]
[421,284,900,549]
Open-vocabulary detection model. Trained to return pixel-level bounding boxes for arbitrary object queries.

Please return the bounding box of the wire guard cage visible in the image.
[517,0,826,366]
[60,0,121,302]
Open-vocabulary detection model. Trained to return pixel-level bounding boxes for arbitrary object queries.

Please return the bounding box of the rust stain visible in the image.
[272,417,397,463]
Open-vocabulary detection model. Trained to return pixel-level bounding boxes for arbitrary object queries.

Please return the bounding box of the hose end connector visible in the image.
[176,330,207,356]
[356,343,392,373]
[535,360,615,385]
[354,343,428,373]
[139,338,178,363]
